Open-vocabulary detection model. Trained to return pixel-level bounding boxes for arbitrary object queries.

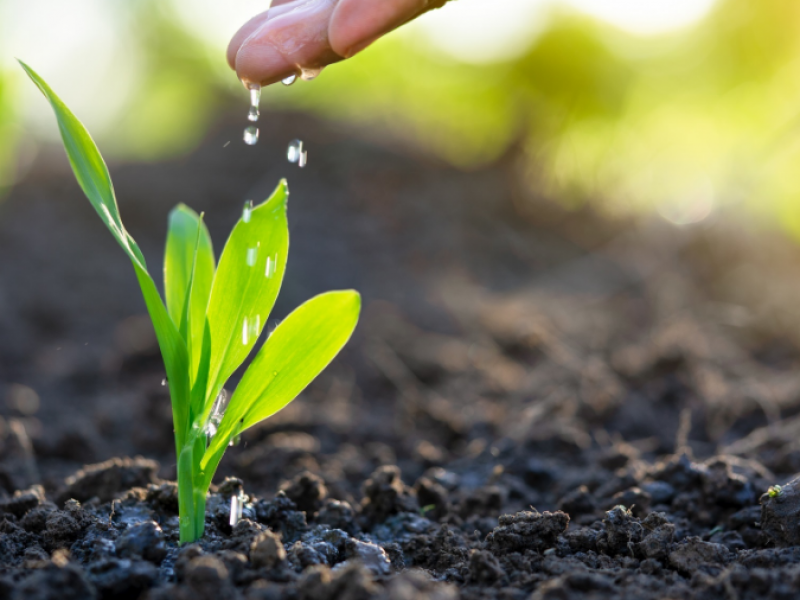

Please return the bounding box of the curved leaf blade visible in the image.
[18,60,141,269]
[165,204,215,361]
[202,181,289,414]
[133,264,192,446]
[201,290,361,469]
[20,61,192,446]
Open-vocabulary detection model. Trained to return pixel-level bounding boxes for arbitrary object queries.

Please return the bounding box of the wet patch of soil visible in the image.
[3,108,800,598]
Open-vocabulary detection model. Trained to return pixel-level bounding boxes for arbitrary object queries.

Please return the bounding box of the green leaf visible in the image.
[201,290,361,472]
[164,205,215,362]
[20,60,192,447]
[17,60,141,269]
[201,181,289,416]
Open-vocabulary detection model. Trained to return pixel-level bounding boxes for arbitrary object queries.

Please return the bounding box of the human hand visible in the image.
[227,0,449,87]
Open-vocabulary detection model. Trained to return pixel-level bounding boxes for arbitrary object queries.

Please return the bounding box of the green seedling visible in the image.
[768,485,783,498]
[419,504,437,517]
[19,61,361,543]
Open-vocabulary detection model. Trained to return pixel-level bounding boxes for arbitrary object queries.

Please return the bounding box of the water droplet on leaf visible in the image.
[265,255,277,278]
[242,200,254,223]
[246,244,259,267]
[204,390,228,444]
[229,419,244,447]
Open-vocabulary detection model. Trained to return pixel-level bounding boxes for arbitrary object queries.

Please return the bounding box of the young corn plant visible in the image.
[20,61,361,543]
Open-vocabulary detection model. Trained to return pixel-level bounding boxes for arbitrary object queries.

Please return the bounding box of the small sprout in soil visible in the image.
[19,61,361,544]
[768,485,783,498]
[419,504,436,517]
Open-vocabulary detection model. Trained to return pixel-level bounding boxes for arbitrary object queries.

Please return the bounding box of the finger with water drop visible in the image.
[229,0,452,86]
[232,0,342,87]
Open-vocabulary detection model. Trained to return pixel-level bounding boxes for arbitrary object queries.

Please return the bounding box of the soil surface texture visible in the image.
[3,108,800,599]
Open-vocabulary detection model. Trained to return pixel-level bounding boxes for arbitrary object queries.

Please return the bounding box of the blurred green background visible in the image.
[2,0,800,236]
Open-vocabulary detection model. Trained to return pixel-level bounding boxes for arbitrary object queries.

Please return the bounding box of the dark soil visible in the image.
[3,107,800,599]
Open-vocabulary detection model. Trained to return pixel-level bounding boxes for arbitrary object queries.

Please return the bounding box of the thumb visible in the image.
[329,0,448,57]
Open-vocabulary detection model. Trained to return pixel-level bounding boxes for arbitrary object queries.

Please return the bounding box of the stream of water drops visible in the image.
[243,83,261,144]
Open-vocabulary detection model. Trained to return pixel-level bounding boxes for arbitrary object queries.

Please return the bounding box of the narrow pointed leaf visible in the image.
[201,290,360,470]
[21,61,192,446]
[164,204,215,372]
[201,182,289,416]
[18,60,142,269]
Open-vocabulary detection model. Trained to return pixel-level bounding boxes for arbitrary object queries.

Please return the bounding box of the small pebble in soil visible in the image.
[250,530,286,568]
[115,521,167,563]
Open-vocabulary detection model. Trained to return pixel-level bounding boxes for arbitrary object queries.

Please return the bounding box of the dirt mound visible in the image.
[2,108,800,598]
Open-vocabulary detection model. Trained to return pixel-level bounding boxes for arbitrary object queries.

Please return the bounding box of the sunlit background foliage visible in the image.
[2,0,800,237]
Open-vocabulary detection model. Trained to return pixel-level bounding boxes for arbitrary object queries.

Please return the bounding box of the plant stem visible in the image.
[177,444,197,544]
[191,432,208,539]
[177,431,213,544]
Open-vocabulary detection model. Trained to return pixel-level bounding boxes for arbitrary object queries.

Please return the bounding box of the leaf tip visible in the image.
[17,59,33,78]
[336,289,362,316]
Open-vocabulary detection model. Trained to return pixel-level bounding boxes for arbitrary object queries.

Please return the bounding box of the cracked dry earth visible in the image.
[4,109,800,598]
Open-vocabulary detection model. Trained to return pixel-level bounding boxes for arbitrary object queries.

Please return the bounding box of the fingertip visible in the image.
[226,10,271,71]
[234,0,343,86]
[235,42,298,87]
[329,0,426,57]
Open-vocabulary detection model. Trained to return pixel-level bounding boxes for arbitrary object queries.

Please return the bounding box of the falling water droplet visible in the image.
[161,378,167,387]
[246,244,259,267]
[300,67,323,81]
[242,317,249,345]
[287,139,303,163]
[298,150,308,168]
[229,488,245,527]
[243,126,259,145]
[242,200,254,223]
[282,73,297,86]
[248,84,261,122]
